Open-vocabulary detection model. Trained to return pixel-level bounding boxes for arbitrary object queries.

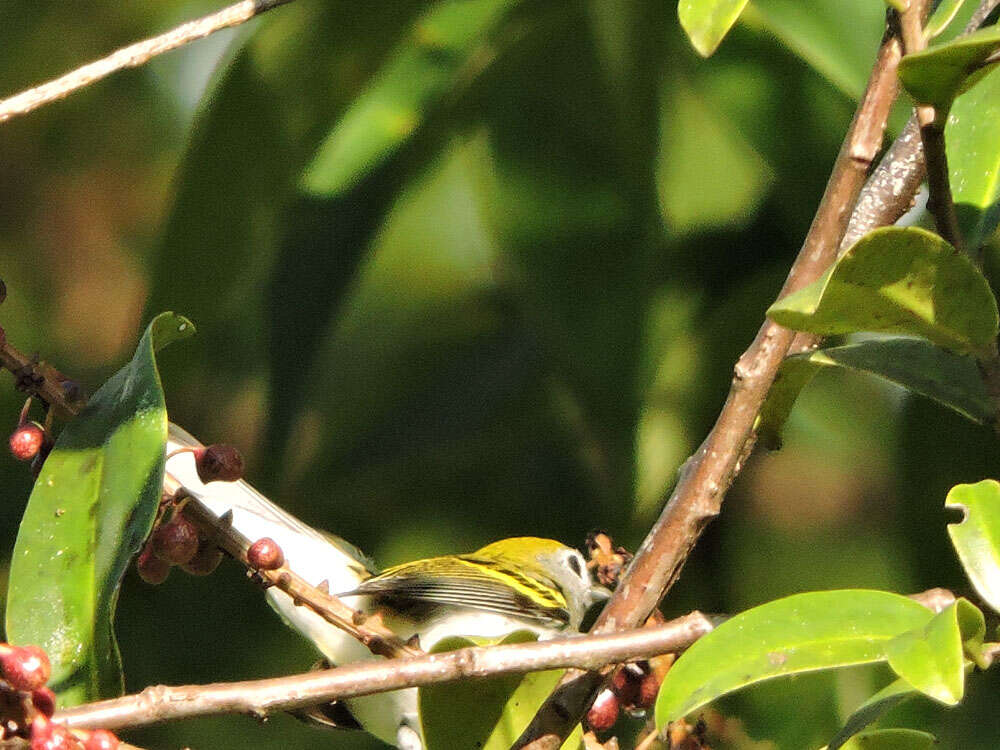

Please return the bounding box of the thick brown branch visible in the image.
[53,613,716,731]
[512,15,909,750]
[0,0,294,124]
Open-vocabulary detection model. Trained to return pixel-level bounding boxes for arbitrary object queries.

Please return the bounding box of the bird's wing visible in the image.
[348,555,570,627]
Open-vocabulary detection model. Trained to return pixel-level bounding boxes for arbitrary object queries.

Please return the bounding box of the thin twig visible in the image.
[53,613,716,731]
[167,487,420,660]
[512,13,910,749]
[0,0,294,125]
[0,328,85,419]
[899,0,965,252]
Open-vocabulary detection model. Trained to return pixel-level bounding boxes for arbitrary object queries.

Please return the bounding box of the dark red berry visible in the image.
[152,516,200,565]
[247,537,284,570]
[1,644,51,692]
[31,686,57,717]
[636,672,661,709]
[181,540,223,576]
[10,423,45,462]
[137,546,170,585]
[30,716,78,750]
[83,729,119,750]
[610,666,640,706]
[585,689,619,732]
[195,444,244,483]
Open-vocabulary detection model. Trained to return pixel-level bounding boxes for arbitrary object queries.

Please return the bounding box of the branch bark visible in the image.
[53,613,717,731]
[0,0,294,125]
[512,13,910,749]
[898,0,965,252]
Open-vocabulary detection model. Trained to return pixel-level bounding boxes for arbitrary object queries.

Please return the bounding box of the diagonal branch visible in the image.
[512,9,915,748]
[0,0,294,125]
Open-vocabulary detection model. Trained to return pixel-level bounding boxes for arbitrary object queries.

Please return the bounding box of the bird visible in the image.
[163,424,608,749]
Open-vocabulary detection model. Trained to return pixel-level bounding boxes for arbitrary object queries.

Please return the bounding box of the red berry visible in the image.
[10,423,45,462]
[610,666,640,706]
[151,516,199,565]
[181,540,223,576]
[195,444,244,484]
[247,537,284,570]
[636,672,661,709]
[83,729,119,750]
[137,546,170,585]
[32,686,57,717]
[1,644,51,692]
[585,689,619,732]
[30,717,78,750]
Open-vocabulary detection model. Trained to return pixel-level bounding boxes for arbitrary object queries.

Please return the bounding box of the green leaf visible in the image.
[827,679,918,750]
[654,590,934,725]
[656,76,773,232]
[758,338,994,448]
[5,313,194,705]
[948,68,1000,253]
[419,631,583,749]
[946,480,1000,615]
[925,0,968,40]
[677,0,751,57]
[767,227,999,357]
[884,602,968,704]
[882,0,906,12]
[301,0,521,195]
[833,729,938,750]
[898,25,1000,111]
[740,0,886,100]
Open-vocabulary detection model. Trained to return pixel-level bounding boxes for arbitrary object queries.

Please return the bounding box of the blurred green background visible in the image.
[1,1,998,748]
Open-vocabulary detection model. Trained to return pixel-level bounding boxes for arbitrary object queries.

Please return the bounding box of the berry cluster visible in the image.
[585,661,666,732]
[136,444,244,585]
[0,642,120,749]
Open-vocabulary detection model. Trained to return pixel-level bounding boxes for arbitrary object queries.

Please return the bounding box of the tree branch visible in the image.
[53,613,717,731]
[0,0,294,125]
[512,12,911,749]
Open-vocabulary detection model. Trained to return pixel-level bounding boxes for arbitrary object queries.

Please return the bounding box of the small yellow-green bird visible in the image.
[165,425,607,749]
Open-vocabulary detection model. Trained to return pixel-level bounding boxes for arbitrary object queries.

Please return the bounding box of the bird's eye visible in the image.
[567,553,584,578]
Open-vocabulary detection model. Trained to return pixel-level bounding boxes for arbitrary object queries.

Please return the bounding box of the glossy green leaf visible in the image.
[301,0,521,195]
[833,729,938,750]
[948,68,1000,253]
[740,0,885,99]
[884,602,967,704]
[5,313,195,705]
[767,227,999,357]
[677,0,751,57]
[655,590,933,725]
[925,0,968,40]
[827,679,918,750]
[946,480,1000,615]
[882,0,906,12]
[419,630,583,749]
[899,25,1000,110]
[758,338,994,448]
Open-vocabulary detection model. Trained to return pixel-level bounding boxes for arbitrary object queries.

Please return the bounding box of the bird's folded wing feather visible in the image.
[347,556,570,626]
